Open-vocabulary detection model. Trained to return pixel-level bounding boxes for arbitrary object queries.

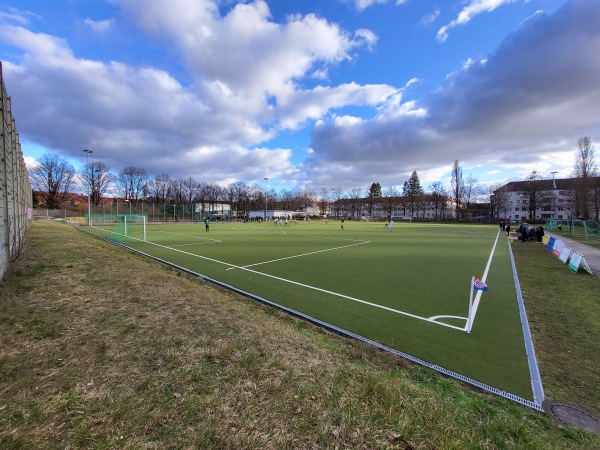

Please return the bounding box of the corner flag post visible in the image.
[467,277,475,333]
[467,276,488,334]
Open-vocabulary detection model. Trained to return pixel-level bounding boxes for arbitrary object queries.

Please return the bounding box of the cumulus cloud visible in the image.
[307,0,600,188]
[3,0,597,193]
[0,0,391,185]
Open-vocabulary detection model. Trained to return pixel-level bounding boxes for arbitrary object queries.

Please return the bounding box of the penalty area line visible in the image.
[226,241,371,270]
[93,228,463,332]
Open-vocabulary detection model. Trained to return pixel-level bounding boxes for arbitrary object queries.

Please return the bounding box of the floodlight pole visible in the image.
[550,171,558,219]
[330,188,335,219]
[264,177,269,221]
[83,148,93,226]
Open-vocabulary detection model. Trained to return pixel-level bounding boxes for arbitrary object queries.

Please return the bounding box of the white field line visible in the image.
[92,225,240,268]
[226,241,370,270]
[463,229,500,332]
[222,227,367,242]
[169,242,221,247]
[154,230,222,243]
[91,225,466,332]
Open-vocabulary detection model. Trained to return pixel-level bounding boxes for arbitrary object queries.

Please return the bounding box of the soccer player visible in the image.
[388,219,394,232]
[204,217,210,232]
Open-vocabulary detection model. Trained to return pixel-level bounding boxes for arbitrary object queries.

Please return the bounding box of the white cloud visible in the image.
[350,0,408,12]
[308,1,600,189]
[420,8,441,26]
[23,155,40,170]
[437,0,516,42]
[354,28,378,51]
[353,0,389,12]
[83,18,114,34]
[0,0,392,186]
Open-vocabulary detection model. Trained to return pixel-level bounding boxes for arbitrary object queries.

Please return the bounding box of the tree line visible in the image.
[29,154,478,220]
[29,136,596,220]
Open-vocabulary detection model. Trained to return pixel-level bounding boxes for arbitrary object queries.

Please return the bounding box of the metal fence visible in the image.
[0,62,32,281]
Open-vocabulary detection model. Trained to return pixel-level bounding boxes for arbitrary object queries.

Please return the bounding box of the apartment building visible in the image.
[494,177,600,222]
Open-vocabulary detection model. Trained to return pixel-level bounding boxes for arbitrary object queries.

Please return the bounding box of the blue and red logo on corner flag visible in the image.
[473,277,488,291]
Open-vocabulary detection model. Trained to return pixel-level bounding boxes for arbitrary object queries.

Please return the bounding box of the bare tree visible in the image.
[463,175,481,220]
[330,187,344,218]
[146,173,172,204]
[429,181,447,221]
[348,188,363,219]
[488,183,509,219]
[227,181,249,217]
[523,170,546,220]
[115,166,148,204]
[81,161,113,206]
[382,186,400,219]
[318,188,329,217]
[450,160,464,221]
[181,176,199,205]
[463,176,479,209]
[29,153,77,209]
[572,136,598,219]
[170,178,185,205]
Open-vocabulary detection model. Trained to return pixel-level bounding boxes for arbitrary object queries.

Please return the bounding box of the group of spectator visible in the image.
[499,219,545,243]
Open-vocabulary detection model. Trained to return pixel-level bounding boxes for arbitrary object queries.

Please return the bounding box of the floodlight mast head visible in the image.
[83,148,93,226]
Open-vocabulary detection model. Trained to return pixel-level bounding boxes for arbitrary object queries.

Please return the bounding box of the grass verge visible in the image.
[511,239,600,417]
[0,220,598,449]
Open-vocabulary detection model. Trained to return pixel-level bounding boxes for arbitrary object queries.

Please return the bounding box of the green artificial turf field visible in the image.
[84,220,537,403]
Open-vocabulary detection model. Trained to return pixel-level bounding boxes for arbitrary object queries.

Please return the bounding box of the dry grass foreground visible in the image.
[1,220,598,449]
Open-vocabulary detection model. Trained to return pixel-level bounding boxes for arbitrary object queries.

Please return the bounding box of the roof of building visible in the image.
[496,176,600,193]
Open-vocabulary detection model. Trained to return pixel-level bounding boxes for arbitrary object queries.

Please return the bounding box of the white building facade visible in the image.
[494,177,600,222]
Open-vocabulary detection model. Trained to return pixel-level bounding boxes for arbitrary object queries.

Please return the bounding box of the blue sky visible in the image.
[1,0,598,197]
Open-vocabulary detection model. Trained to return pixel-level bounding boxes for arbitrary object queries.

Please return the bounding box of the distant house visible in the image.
[331,195,455,221]
[248,210,295,220]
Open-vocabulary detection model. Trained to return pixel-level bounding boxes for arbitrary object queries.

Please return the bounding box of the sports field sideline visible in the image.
[83,219,541,407]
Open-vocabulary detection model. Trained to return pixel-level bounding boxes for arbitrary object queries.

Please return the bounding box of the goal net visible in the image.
[569,219,600,240]
[545,218,600,240]
[112,214,147,243]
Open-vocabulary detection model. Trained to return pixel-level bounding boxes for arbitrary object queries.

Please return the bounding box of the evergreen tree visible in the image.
[403,171,423,218]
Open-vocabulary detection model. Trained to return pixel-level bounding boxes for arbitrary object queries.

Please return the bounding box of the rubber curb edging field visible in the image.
[81,227,544,412]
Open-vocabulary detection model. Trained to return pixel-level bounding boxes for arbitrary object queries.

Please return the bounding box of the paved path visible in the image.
[545,232,600,276]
